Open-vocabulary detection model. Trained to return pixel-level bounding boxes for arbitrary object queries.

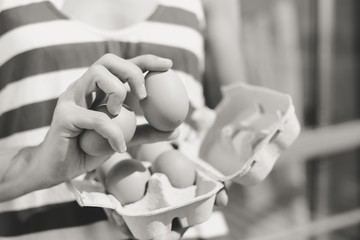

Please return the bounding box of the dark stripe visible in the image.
[0,1,66,36]
[0,201,107,236]
[132,42,200,80]
[0,99,57,138]
[0,41,200,90]
[0,42,106,90]
[149,5,201,32]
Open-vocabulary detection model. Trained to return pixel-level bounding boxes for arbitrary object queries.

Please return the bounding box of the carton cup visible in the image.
[67,84,300,239]
[68,169,223,239]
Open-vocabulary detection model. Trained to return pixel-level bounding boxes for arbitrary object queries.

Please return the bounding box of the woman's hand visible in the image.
[0,54,178,201]
[43,53,177,184]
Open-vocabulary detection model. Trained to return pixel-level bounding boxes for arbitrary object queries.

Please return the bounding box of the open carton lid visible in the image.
[181,83,301,186]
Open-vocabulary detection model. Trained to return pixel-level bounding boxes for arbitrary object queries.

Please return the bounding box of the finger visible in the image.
[128,124,179,147]
[153,231,182,240]
[71,106,127,153]
[111,210,125,226]
[103,208,116,225]
[129,54,173,72]
[215,188,229,207]
[94,53,147,99]
[153,224,189,240]
[75,64,127,115]
[103,209,133,237]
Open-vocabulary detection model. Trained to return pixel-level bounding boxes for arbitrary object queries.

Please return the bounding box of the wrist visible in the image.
[0,146,51,201]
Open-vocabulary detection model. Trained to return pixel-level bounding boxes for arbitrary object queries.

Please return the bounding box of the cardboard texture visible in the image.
[67,84,300,239]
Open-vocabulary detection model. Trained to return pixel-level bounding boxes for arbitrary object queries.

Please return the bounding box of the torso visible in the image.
[0,0,206,238]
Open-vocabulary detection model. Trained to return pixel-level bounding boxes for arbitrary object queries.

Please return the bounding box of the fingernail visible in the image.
[120,142,127,152]
[114,104,122,115]
[139,83,147,99]
[159,57,173,66]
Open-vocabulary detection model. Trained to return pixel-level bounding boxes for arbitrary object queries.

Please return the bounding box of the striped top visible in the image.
[0,0,206,238]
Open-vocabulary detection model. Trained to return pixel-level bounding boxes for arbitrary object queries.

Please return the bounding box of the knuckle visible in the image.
[57,91,67,102]
[143,54,156,60]
[93,111,110,127]
[115,82,127,96]
[127,66,143,82]
[89,64,106,76]
[101,53,117,63]
[53,104,73,125]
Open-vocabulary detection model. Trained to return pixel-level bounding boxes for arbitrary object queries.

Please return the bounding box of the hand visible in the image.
[35,54,176,188]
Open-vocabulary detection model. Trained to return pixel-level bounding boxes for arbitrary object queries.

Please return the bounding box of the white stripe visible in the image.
[0,126,49,148]
[134,22,204,63]
[0,183,75,212]
[175,70,205,109]
[0,68,87,115]
[0,21,104,66]
[2,220,129,240]
[0,20,203,66]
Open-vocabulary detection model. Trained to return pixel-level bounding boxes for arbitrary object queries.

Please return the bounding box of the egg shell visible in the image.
[140,70,189,132]
[152,149,196,188]
[96,152,132,183]
[79,105,136,157]
[105,159,151,205]
[136,142,174,163]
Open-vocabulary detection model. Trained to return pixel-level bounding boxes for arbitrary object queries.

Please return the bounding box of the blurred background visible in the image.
[190,0,360,239]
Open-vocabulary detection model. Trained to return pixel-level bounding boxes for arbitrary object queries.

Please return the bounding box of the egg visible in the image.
[96,153,132,183]
[140,70,189,132]
[79,104,136,157]
[152,149,196,188]
[105,159,151,205]
[136,142,174,163]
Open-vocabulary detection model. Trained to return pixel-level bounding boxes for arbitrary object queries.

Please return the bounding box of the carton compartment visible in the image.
[120,169,221,239]
[116,168,221,216]
[68,167,223,239]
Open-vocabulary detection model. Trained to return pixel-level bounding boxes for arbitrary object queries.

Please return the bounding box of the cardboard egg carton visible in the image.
[67,84,300,239]
[192,83,301,185]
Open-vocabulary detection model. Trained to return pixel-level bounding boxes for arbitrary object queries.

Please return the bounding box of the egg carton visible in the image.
[67,84,300,239]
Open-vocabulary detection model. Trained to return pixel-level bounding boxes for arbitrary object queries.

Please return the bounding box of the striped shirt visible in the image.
[0,0,206,238]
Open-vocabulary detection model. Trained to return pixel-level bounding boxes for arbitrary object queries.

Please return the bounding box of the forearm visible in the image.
[0,146,51,202]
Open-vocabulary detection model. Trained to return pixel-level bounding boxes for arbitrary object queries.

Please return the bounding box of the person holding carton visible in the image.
[0,0,245,239]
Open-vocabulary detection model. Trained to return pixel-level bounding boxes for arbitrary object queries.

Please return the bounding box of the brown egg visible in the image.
[152,150,196,188]
[105,159,151,205]
[79,104,136,157]
[140,70,189,132]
